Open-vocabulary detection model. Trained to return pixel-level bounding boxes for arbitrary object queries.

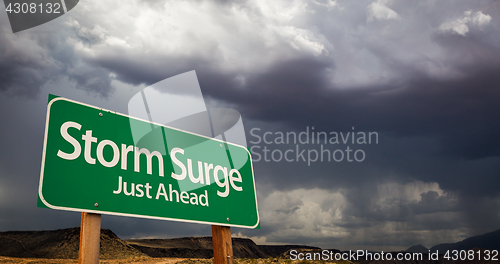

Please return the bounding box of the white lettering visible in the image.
[82,130,97,164]
[214,165,229,197]
[57,121,82,160]
[171,147,187,180]
[134,147,164,176]
[97,140,119,167]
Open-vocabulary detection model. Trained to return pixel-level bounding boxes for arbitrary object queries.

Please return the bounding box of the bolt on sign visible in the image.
[38,95,259,228]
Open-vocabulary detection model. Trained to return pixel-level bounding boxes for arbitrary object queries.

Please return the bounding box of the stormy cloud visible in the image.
[1,0,499,251]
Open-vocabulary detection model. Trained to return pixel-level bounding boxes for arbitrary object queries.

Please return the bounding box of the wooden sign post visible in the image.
[79,212,101,264]
[212,225,234,264]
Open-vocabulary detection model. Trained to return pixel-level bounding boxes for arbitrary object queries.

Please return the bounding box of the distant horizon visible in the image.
[3,224,498,253]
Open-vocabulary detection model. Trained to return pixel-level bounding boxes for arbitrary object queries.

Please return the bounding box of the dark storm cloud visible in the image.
[0,31,61,98]
[68,0,500,160]
[67,65,114,95]
[228,53,500,197]
[341,187,458,224]
[199,54,500,160]
[1,0,500,251]
[0,14,114,98]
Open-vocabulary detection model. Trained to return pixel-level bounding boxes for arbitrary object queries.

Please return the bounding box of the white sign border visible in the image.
[38,96,260,229]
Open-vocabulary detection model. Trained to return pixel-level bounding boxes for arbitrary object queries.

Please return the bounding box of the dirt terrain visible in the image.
[0,228,318,260]
[126,237,305,258]
[0,256,183,263]
[0,228,146,259]
[0,256,349,264]
[2,228,498,263]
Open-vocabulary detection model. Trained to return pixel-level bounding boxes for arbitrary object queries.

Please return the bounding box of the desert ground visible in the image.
[0,256,182,263]
[0,257,349,264]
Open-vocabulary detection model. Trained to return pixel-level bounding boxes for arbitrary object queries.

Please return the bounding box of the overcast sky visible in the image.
[1,0,500,252]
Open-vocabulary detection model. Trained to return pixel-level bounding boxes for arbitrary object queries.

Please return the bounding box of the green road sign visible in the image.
[38,96,259,228]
